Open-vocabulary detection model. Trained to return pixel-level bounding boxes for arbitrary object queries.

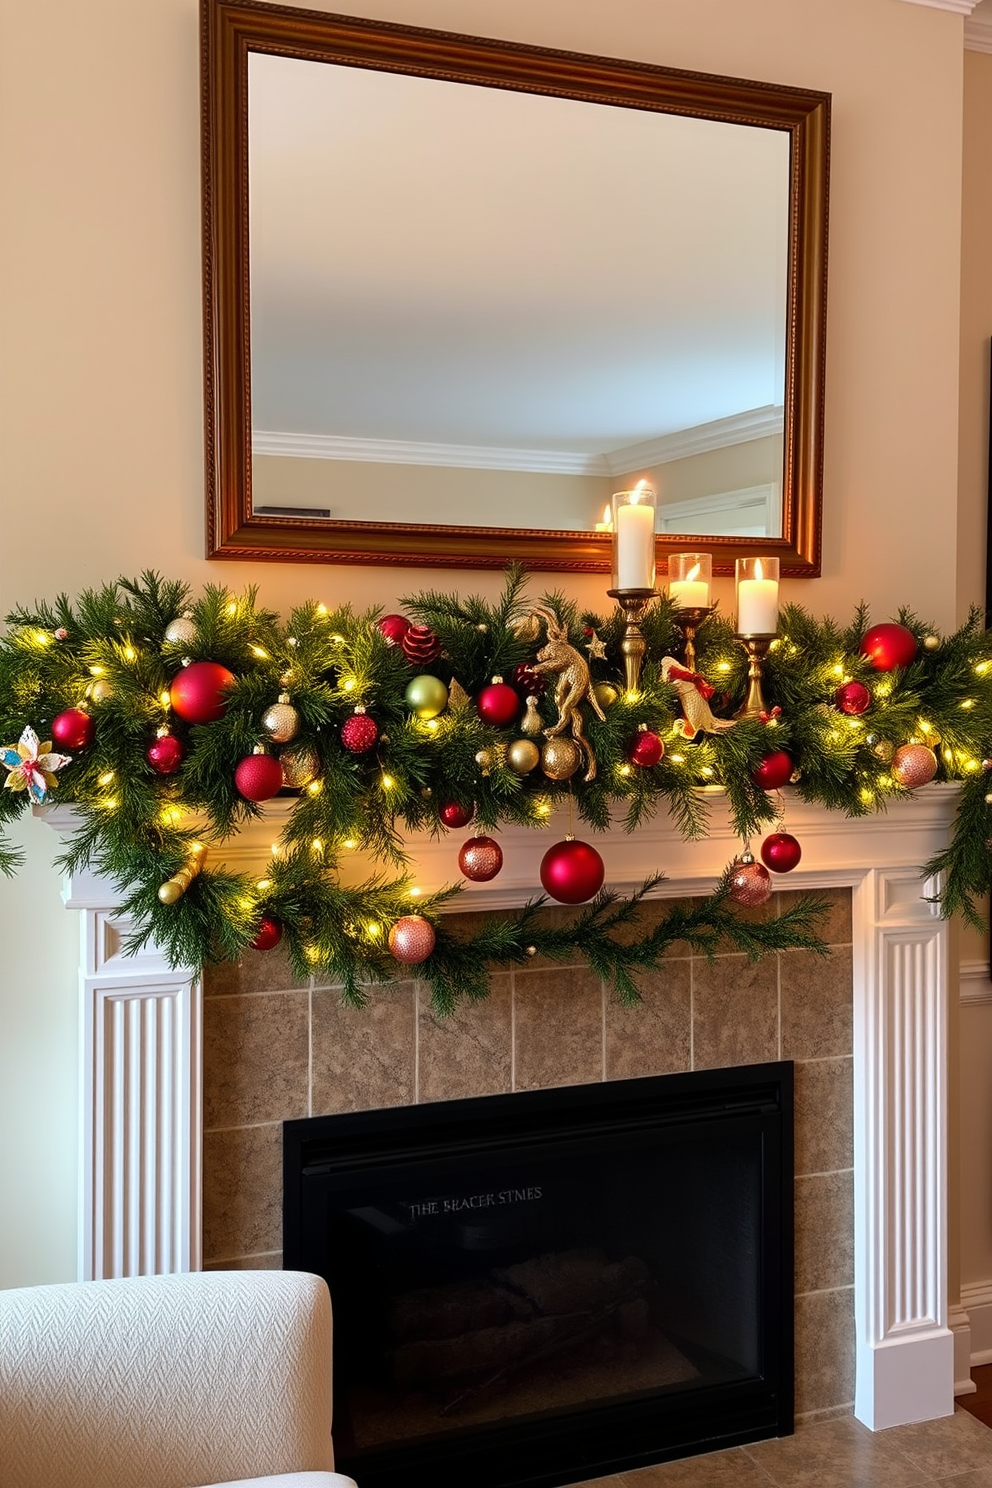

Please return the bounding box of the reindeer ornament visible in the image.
[519,607,605,782]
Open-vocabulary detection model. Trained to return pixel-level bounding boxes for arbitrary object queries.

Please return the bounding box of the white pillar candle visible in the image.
[615,499,655,589]
[737,561,779,634]
[669,563,709,608]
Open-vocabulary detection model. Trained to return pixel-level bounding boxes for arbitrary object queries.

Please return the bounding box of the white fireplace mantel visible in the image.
[39,785,962,1431]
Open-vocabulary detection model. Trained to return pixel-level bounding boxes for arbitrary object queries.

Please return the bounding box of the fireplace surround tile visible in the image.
[793,1057,854,1175]
[203,990,309,1128]
[690,954,779,1069]
[604,958,692,1081]
[794,1286,856,1415]
[311,980,417,1114]
[779,947,854,1061]
[202,1121,282,1261]
[512,964,604,1089]
[416,973,513,1103]
[795,1171,855,1292]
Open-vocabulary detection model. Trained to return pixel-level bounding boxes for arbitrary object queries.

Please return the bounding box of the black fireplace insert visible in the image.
[284,1062,793,1488]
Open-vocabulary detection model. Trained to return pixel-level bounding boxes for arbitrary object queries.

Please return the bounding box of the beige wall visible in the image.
[0,0,969,1286]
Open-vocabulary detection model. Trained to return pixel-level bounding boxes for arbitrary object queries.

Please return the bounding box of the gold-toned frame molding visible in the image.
[202,0,829,574]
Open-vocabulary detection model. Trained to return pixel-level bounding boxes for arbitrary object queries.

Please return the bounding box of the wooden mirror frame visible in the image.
[202,0,829,574]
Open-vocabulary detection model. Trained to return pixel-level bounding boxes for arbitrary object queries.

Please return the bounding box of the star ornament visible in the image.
[584,629,608,660]
[1,726,72,804]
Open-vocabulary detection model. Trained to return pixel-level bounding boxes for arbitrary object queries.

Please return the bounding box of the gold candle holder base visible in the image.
[607,588,657,693]
[673,604,715,671]
[734,633,777,719]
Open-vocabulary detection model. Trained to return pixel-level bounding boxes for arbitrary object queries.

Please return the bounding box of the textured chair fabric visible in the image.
[0,1270,356,1488]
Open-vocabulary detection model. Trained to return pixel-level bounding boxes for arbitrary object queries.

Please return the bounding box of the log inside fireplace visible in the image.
[284,1063,794,1488]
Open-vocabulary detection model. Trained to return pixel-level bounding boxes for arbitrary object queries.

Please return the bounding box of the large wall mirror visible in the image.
[202,0,829,573]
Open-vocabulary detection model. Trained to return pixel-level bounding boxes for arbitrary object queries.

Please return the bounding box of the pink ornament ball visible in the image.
[539,838,605,904]
[440,801,474,829]
[378,613,411,647]
[477,681,520,729]
[760,831,802,873]
[169,661,236,724]
[458,835,504,882]
[835,681,871,716]
[728,857,773,907]
[251,915,283,951]
[146,732,185,775]
[891,743,938,789]
[388,914,437,965]
[341,712,379,753]
[627,729,664,768]
[234,752,284,802]
[859,623,918,672]
[751,750,794,791]
[51,708,94,751]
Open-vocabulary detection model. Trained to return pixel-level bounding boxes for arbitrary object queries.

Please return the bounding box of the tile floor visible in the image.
[564,1407,992,1487]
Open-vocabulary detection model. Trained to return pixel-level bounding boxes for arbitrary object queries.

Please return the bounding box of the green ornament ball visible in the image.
[405,674,449,720]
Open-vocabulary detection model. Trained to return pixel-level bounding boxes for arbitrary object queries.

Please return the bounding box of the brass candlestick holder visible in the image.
[673,604,715,672]
[607,588,657,692]
[734,633,777,719]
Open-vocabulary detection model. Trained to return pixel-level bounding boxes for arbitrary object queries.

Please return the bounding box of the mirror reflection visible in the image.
[247,54,790,539]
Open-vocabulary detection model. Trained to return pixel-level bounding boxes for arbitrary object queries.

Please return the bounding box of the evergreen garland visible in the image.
[1,567,985,1011]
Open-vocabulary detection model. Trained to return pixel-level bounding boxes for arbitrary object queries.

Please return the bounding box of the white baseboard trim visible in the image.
[959,1281,992,1375]
[950,1302,978,1394]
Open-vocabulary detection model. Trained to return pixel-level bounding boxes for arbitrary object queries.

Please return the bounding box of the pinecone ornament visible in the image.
[401,625,441,664]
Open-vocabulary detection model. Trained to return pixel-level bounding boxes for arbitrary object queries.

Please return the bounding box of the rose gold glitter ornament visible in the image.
[891,743,938,788]
[262,692,300,744]
[728,853,773,907]
[388,914,436,965]
[458,835,503,882]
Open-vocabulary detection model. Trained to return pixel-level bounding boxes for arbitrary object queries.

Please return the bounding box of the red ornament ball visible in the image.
[751,750,794,791]
[169,660,236,724]
[835,681,871,716]
[341,712,379,753]
[388,914,437,965]
[378,613,411,647]
[760,831,803,874]
[540,838,606,905]
[401,625,441,665]
[627,729,665,768]
[458,835,504,882]
[729,856,773,907]
[51,708,94,751]
[860,623,918,672]
[477,680,520,729]
[251,915,283,952]
[891,743,938,789]
[440,801,474,829]
[146,732,185,775]
[234,751,284,802]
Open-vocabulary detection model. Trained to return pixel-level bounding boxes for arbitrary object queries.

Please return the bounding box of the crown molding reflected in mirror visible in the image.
[202,0,829,574]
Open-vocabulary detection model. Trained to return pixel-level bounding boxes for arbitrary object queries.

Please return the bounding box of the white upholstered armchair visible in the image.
[0,1270,357,1488]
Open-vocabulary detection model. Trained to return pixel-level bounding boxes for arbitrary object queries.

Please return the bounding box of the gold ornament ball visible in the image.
[474,747,494,775]
[507,738,541,775]
[157,881,182,905]
[985,793,992,805]
[872,738,895,764]
[164,615,197,646]
[541,736,582,781]
[593,682,620,710]
[923,634,940,651]
[262,695,300,743]
[891,743,938,789]
[89,678,113,703]
[279,743,319,788]
[404,674,448,720]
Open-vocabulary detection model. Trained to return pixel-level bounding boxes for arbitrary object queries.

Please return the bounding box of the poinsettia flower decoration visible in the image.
[1,726,72,805]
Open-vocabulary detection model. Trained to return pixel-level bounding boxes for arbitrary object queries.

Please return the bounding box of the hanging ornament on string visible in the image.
[170,660,236,724]
[835,681,871,716]
[752,750,794,791]
[401,624,441,665]
[388,914,437,965]
[891,742,938,788]
[1,726,72,805]
[540,836,605,904]
[157,842,207,905]
[859,622,918,672]
[341,707,379,754]
[251,915,283,951]
[377,613,411,647]
[234,746,284,802]
[51,708,94,751]
[519,695,544,736]
[279,742,319,788]
[146,728,185,775]
[405,675,448,720]
[477,676,520,728]
[262,692,300,744]
[439,800,474,829]
[627,724,664,768]
[728,849,773,907]
[458,834,503,882]
[164,612,197,647]
[760,831,802,874]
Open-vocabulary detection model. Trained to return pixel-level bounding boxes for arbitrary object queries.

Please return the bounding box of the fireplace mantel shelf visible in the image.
[37,786,962,1435]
